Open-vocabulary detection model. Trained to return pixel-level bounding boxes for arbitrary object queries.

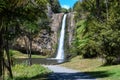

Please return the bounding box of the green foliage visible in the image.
[22,21,39,34]
[0,0,50,77]
[48,0,61,13]
[6,64,51,80]
[9,50,16,57]
[73,0,120,64]
[73,1,82,21]
[73,20,97,57]
[61,8,69,13]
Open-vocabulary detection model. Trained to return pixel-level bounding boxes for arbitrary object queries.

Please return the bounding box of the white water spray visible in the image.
[55,14,67,60]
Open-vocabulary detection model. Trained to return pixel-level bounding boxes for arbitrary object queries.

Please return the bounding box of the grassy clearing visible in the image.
[61,56,103,72]
[9,50,47,58]
[6,64,51,80]
[61,56,120,80]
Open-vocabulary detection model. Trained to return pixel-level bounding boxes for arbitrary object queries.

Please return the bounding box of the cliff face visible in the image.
[14,13,64,55]
[13,13,75,56]
[64,12,75,58]
[67,12,75,46]
[50,13,64,54]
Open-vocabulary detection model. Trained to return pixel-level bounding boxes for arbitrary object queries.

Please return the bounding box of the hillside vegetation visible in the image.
[72,0,120,64]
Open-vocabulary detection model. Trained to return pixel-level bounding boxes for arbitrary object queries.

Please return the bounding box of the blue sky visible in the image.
[58,0,79,9]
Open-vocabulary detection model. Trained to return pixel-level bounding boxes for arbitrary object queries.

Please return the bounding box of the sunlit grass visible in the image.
[61,56,103,71]
[4,50,51,80]
[61,56,120,80]
[5,64,51,80]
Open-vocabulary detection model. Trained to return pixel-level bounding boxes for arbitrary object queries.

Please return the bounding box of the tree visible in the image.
[61,8,69,13]
[73,0,120,64]
[48,0,61,13]
[0,0,48,78]
[0,0,30,78]
[17,0,48,65]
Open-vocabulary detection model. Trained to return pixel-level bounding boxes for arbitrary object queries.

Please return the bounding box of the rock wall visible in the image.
[64,12,75,58]
[13,13,64,55]
[67,12,75,46]
[50,13,64,54]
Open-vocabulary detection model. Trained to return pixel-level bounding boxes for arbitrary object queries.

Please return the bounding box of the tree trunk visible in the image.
[29,37,32,66]
[96,0,100,18]
[4,26,13,78]
[5,38,13,78]
[24,37,29,57]
[105,0,108,21]
[0,31,3,78]
[27,34,32,66]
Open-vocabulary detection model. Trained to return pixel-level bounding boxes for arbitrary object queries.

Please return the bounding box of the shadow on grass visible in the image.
[9,71,114,80]
[9,73,50,80]
[48,71,114,80]
[84,71,114,78]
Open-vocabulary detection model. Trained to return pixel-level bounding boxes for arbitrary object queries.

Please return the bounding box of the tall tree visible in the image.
[0,0,29,78]
[0,0,48,78]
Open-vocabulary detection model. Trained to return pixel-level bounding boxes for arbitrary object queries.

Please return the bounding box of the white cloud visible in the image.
[61,5,70,9]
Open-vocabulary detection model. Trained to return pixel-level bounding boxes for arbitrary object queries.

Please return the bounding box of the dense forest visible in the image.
[73,0,120,64]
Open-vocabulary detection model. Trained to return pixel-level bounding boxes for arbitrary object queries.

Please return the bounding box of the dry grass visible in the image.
[61,56,103,72]
[60,56,120,80]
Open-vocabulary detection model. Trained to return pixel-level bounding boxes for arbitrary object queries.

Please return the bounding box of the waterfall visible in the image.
[55,14,67,60]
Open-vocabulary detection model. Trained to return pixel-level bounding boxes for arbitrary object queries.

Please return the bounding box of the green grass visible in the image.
[6,64,51,80]
[90,65,120,80]
[4,50,51,80]
[61,56,120,80]
[9,50,47,58]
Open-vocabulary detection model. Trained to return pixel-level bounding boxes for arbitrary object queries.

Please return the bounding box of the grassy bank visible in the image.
[9,50,47,58]
[4,50,51,80]
[61,56,120,80]
[6,64,51,80]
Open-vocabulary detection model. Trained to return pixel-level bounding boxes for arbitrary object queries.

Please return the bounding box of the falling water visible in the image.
[55,14,67,61]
